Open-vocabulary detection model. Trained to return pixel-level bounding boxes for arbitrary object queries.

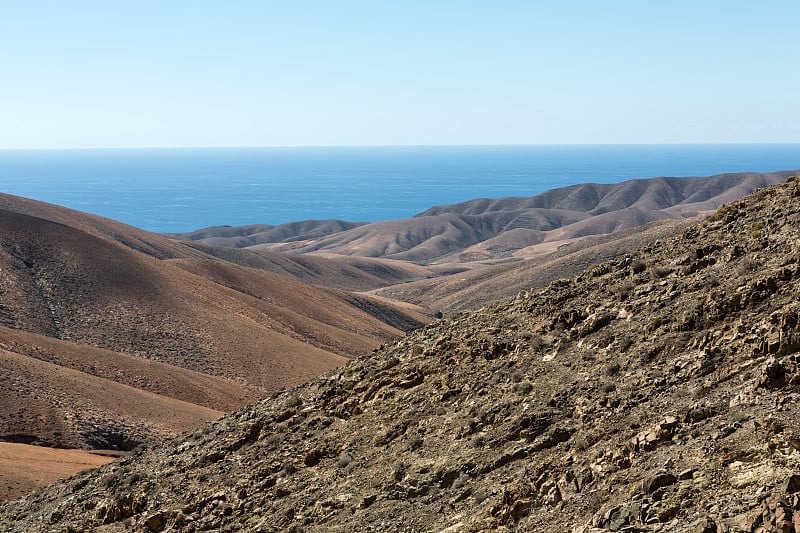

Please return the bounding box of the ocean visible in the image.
[0,144,798,233]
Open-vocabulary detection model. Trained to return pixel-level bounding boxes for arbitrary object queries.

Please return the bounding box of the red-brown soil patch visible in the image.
[0,442,115,501]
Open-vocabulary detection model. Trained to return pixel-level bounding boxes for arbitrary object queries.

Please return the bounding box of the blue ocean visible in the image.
[0,145,798,233]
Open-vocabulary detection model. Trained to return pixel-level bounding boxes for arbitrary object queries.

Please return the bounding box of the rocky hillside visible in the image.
[3,177,800,531]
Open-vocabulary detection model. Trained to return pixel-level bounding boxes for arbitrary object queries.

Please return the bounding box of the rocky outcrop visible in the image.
[2,177,800,531]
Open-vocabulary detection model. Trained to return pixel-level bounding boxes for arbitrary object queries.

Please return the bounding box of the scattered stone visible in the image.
[783,474,800,494]
[144,511,165,531]
[642,471,677,495]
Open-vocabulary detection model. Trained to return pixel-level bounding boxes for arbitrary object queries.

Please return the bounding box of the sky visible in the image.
[1,1,799,149]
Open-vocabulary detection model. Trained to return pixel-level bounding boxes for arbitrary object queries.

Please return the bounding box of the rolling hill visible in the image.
[0,194,426,477]
[183,170,795,264]
[3,176,798,531]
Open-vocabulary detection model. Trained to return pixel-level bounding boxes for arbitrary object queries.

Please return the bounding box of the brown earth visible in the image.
[374,218,697,315]
[2,178,799,530]
[0,443,116,502]
[179,242,438,292]
[174,220,367,248]
[0,193,427,477]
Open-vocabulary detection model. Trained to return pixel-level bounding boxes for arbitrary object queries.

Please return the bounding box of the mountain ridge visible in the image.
[177,170,797,264]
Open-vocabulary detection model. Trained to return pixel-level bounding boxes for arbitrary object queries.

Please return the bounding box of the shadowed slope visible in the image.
[0,191,436,292]
[0,208,398,385]
[0,193,204,260]
[0,347,222,449]
[0,325,260,412]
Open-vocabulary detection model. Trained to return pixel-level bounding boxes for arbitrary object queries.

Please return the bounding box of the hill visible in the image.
[0,194,426,458]
[175,220,366,248]
[3,177,798,530]
[210,171,796,264]
[374,218,695,314]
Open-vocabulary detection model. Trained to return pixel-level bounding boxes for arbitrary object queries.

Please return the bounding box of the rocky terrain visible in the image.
[2,177,799,531]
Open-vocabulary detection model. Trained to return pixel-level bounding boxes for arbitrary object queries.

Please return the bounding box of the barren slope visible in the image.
[375,218,695,314]
[248,171,794,263]
[0,209,374,383]
[175,220,366,248]
[0,443,115,502]
[4,178,799,531]
[0,195,428,460]
[0,347,223,450]
[0,191,434,292]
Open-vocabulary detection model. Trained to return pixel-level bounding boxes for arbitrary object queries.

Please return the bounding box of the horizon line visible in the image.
[2,142,800,152]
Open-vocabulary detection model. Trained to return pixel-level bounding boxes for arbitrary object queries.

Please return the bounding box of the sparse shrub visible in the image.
[407,436,423,451]
[618,336,635,353]
[689,386,706,400]
[614,280,635,300]
[605,362,621,376]
[393,461,408,481]
[588,263,612,277]
[473,488,489,504]
[336,452,352,469]
[750,221,764,238]
[728,410,750,425]
[514,381,533,394]
[738,256,759,274]
[651,265,673,279]
[528,334,544,351]
[451,472,469,490]
[708,204,734,222]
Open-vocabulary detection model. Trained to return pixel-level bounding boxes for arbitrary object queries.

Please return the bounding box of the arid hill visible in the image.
[0,194,426,460]
[177,241,439,292]
[188,171,796,264]
[374,218,696,315]
[4,177,799,531]
[175,219,366,249]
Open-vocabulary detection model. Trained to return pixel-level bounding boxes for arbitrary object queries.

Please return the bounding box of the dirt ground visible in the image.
[0,442,115,501]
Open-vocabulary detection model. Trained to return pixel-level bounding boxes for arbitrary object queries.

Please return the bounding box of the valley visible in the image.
[0,170,798,531]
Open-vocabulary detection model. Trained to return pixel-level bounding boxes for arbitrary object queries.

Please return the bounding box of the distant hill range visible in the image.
[176,170,797,264]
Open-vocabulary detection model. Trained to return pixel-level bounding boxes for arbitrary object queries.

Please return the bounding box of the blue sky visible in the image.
[1,1,798,149]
